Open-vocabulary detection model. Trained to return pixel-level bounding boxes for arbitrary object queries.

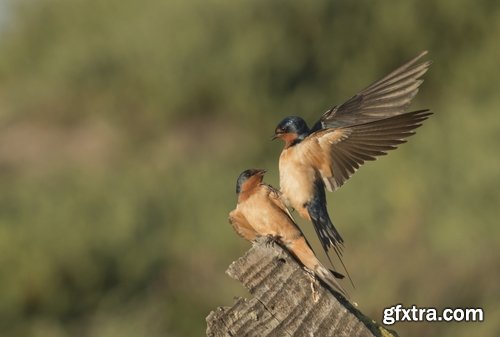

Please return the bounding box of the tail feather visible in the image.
[329,269,345,279]
[315,264,348,298]
[307,179,344,254]
[306,184,354,287]
[285,236,348,298]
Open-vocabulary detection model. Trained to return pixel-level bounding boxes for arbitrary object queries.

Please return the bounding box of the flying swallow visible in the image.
[272,51,433,271]
[229,168,347,297]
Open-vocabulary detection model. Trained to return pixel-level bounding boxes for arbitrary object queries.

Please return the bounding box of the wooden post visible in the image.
[206,238,398,337]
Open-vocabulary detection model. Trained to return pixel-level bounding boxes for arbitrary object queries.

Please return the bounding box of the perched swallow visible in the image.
[229,169,347,297]
[273,51,433,271]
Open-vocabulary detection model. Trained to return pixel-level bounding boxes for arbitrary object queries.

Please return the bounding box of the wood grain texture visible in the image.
[206,238,398,337]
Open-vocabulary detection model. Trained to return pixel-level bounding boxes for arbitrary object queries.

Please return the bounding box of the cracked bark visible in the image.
[206,238,398,337]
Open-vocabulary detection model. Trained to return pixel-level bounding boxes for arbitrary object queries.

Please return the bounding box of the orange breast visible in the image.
[279,146,317,209]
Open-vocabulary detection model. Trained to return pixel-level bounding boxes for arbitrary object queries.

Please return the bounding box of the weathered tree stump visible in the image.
[206,238,397,337]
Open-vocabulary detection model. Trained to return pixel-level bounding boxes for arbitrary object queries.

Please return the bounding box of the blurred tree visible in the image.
[0,0,499,336]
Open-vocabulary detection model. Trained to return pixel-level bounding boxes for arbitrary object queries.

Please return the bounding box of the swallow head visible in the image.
[236,169,266,194]
[272,116,310,146]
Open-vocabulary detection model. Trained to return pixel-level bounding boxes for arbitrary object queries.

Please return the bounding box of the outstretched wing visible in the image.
[305,110,432,192]
[311,51,431,132]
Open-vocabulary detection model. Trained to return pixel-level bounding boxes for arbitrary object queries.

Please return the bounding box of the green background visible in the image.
[0,0,498,336]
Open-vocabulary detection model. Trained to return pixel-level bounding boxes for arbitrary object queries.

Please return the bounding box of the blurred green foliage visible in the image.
[0,0,499,336]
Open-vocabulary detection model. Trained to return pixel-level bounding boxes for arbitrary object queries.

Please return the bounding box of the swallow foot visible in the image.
[305,271,320,303]
[264,234,281,247]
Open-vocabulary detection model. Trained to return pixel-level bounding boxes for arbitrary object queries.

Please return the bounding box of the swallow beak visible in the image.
[256,169,267,176]
[272,131,282,140]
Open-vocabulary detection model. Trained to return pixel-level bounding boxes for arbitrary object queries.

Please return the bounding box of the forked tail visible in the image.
[307,179,354,287]
[314,264,348,298]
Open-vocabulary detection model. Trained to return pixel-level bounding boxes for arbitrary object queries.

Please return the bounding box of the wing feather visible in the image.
[306,110,432,192]
[311,51,430,131]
